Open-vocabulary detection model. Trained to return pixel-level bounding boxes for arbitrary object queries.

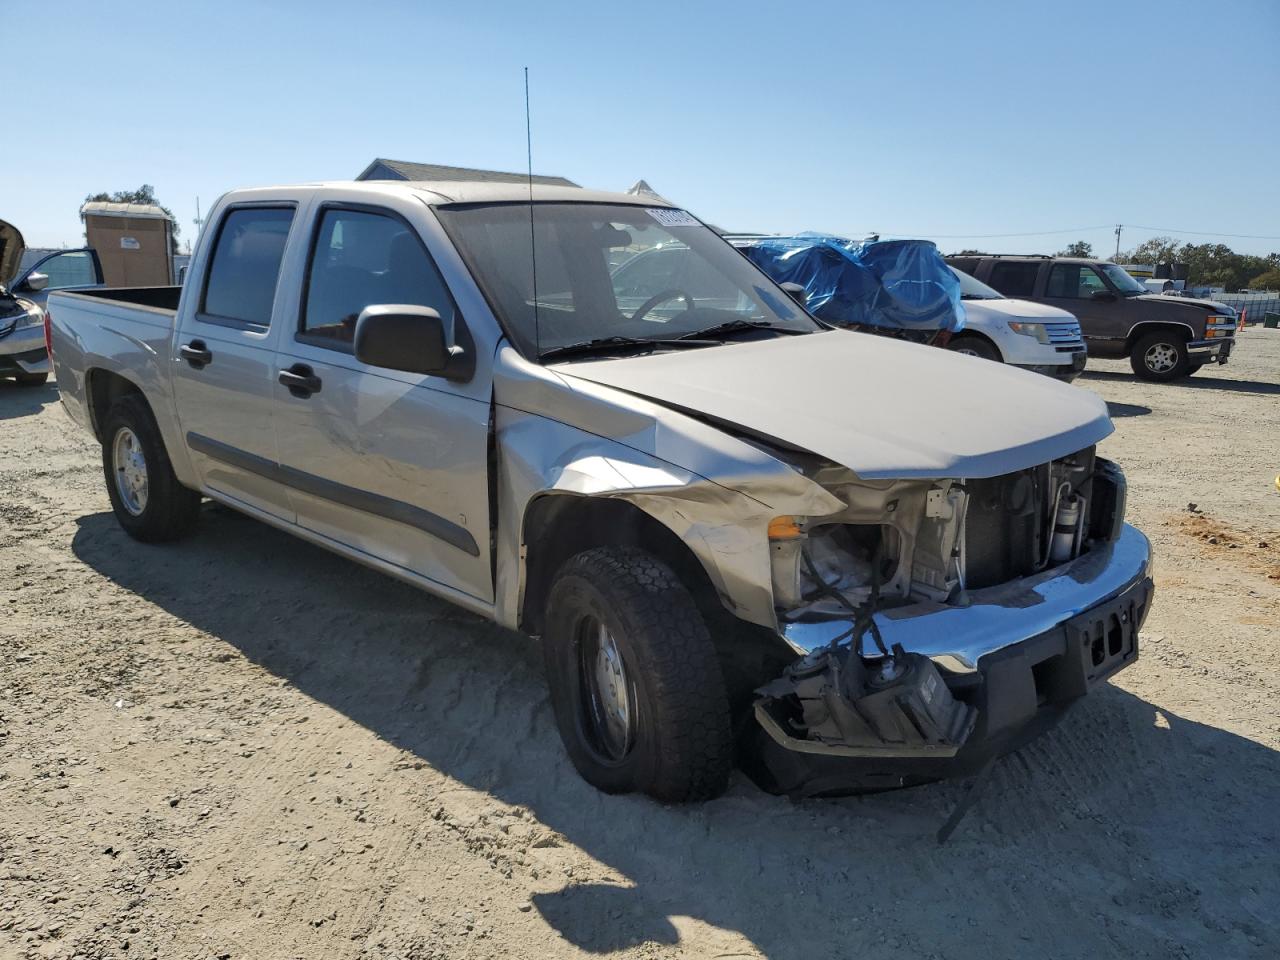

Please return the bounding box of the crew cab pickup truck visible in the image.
[947,254,1237,381]
[49,180,1153,800]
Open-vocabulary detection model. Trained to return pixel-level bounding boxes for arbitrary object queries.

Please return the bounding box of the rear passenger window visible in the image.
[301,208,456,349]
[987,261,1039,298]
[201,208,294,328]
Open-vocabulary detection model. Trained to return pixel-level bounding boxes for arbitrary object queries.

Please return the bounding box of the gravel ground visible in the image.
[1,329,1277,960]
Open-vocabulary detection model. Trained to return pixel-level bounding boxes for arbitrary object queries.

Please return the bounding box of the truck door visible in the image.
[171,204,299,521]
[270,201,493,604]
[1042,262,1126,350]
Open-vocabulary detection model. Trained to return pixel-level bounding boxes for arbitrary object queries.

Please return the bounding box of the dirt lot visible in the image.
[2,330,1277,960]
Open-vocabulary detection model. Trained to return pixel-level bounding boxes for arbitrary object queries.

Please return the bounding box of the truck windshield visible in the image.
[950,266,1004,300]
[1097,262,1148,296]
[436,202,818,360]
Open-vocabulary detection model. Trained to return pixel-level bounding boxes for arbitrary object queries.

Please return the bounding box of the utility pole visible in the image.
[1114,224,1123,259]
[192,197,205,255]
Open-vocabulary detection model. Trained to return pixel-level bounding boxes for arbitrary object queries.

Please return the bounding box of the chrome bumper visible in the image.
[782,523,1152,673]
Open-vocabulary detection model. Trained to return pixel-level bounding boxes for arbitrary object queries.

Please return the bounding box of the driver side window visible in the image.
[1048,264,1110,299]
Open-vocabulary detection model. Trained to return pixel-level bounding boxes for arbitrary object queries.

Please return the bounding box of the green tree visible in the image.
[82,184,180,243]
[1056,241,1094,258]
[952,249,988,256]
[1248,267,1280,291]
[1116,236,1181,266]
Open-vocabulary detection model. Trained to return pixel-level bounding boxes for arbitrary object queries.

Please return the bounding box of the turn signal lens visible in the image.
[768,516,804,540]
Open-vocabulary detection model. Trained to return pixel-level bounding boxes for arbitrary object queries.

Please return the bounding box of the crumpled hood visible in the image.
[967,297,1078,322]
[0,218,25,288]
[555,330,1112,480]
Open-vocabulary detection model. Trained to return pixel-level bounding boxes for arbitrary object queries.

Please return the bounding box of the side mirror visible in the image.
[354,304,458,376]
[1090,289,1117,302]
[20,272,49,293]
[779,282,808,307]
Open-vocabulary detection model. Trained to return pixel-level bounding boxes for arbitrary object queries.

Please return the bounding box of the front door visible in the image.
[270,203,493,603]
[1042,262,1127,348]
[171,204,298,521]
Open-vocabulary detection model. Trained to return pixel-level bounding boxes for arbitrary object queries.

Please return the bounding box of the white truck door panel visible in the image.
[271,203,493,603]
[172,204,298,520]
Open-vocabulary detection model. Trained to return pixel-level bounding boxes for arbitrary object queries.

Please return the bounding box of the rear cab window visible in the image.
[199,207,295,328]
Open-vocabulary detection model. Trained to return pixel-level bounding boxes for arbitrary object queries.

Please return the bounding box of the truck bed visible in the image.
[62,286,183,313]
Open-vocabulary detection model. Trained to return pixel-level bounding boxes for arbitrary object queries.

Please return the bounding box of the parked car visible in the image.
[48,180,1152,801]
[946,267,1086,380]
[946,254,1236,381]
[0,218,53,386]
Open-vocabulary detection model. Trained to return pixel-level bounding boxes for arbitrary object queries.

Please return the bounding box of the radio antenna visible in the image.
[524,67,541,356]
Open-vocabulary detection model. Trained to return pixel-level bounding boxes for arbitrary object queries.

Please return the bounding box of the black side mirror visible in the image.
[1090,289,1117,302]
[354,304,464,378]
[779,282,808,307]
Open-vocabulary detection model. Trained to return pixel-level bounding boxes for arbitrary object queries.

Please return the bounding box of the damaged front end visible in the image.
[751,448,1153,797]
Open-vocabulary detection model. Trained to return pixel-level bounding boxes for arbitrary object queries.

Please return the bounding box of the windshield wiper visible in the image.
[676,318,803,340]
[539,335,715,362]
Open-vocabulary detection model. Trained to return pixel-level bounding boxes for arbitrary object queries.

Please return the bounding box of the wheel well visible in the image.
[520,495,796,717]
[949,330,1001,358]
[86,369,146,441]
[1124,322,1194,352]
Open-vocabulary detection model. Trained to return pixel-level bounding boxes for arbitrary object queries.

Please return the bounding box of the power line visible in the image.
[1123,225,1280,241]
[884,225,1111,239]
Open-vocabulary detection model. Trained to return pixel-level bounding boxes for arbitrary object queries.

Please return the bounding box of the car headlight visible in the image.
[16,304,44,329]
[1007,321,1050,343]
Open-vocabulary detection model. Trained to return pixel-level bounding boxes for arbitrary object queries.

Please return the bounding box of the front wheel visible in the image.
[543,546,733,802]
[946,335,1001,363]
[1130,331,1191,381]
[101,394,202,542]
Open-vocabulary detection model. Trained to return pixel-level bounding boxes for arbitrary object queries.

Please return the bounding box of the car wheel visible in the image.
[946,335,1001,362]
[101,393,202,542]
[13,371,48,387]
[1130,331,1191,381]
[543,546,733,802]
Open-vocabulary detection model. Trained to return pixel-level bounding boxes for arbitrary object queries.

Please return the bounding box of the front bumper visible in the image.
[1188,336,1233,365]
[750,524,1153,796]
[0,319,50,375]
[1012,348,1087,382]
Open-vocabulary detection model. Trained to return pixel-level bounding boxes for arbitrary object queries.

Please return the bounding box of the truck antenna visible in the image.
[525,67,541,356]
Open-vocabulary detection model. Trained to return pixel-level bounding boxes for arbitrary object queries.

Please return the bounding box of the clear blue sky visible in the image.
[5,0,1278,257]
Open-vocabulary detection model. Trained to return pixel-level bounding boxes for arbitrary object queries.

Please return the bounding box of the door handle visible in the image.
[180,341,212,369]
[278,363,322,398]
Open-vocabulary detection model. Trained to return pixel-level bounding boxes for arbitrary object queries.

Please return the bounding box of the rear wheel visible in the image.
[947,335,1001,362]
[13,371,48,387]
[101,394,202,542]
[543,546,733,802]
[1130,331,1191,381]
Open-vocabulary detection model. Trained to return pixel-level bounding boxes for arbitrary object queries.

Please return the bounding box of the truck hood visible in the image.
[1136,293,1232,313]
[555,330,1112,480]
[965,297,1077,321]
[0,218,25,288]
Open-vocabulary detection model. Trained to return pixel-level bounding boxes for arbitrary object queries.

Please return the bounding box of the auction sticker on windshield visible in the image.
[646,208,700,228]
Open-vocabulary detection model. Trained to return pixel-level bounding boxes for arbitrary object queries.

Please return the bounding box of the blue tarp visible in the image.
[737,235,965,335]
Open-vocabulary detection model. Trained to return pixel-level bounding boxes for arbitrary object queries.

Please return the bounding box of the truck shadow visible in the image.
[0,380,58,419]
[1081,370,1280,395]
[70,507,1280,958]
[1105,401,1151,418]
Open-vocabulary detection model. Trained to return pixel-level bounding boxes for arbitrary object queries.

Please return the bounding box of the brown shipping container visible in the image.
[81,203,174,287]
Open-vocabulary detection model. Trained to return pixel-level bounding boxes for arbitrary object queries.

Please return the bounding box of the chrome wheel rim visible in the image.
[955,347,980,357]
[1144,342,1177,373]
[579,617,635,762]
[112,427,149,516]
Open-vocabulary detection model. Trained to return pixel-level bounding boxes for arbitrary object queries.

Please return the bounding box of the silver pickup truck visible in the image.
[48,179,1153,800]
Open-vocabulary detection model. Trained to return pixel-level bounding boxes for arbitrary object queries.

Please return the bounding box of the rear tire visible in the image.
[13,371,48,387]
[1130,331,1191,381]
[101,393,202,543]
[543,546,733,802]
[947,335,1001,363]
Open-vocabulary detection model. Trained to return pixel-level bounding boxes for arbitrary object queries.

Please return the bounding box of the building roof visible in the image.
[356,158,577,188]
[80,201,171,221]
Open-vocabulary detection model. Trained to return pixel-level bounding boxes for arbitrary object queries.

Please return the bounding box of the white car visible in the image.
[946,267,1087,381]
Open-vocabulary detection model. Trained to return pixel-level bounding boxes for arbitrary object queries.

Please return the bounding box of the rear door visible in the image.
[171,202,303,521]
[270,196,494,603]
[1042,262,1128,347]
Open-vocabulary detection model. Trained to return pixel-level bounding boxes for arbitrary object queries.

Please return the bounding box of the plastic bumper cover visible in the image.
[0,322,50,374]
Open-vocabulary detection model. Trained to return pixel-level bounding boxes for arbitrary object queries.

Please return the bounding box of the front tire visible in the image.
[1130,331,1191,381]
[101,394,202,542]
[543,547,733,802]
[946,335,1001,363]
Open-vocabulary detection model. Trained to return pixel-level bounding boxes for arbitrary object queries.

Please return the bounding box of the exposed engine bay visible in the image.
[753,446,1137,794]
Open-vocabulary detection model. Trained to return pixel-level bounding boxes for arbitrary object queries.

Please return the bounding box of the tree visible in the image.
[1248,267,1280,291]
[1116,236,1181,266]
[82,185,180,243]
[1114,235,1279,291]
[952,249,988,256]
[1056,241,1093,258]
